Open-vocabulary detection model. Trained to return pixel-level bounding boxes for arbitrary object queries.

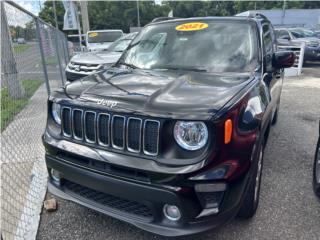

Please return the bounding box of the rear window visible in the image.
[87,31,123,43]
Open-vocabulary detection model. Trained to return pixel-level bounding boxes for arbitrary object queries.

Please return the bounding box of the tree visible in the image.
[39,1,64,29]
[37,0,320,32]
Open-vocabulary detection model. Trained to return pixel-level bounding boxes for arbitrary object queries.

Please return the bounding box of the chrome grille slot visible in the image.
[84,111,96,143]
[62,107,72,137]
[111,115,125,149]
[127,118,142,153]
[143,120,160,156]
[60,106,160,156]
[72,109,83,140]
[97,113,110,146]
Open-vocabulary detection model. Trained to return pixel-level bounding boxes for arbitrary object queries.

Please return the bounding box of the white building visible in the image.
[240,9,320,29]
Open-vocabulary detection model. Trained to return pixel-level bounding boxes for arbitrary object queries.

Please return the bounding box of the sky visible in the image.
[15,0,43,16]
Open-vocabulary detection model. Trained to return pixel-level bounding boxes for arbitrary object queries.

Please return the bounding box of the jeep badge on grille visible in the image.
[97,99,118,108]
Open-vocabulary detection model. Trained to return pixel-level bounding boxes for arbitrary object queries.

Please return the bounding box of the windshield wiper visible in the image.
[118,62,139,69]
[152,65,207,72]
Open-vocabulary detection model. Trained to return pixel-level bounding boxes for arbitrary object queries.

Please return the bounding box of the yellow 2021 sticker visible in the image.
[89,32,98,37]
[175,22,208,31]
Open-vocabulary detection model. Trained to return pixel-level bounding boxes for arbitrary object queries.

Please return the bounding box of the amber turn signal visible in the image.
[224,119,232,144]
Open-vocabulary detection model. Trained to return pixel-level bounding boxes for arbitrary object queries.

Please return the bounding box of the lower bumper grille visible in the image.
[64,180,154,220]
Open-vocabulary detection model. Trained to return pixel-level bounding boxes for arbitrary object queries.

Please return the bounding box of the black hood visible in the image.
[64,68,256,120]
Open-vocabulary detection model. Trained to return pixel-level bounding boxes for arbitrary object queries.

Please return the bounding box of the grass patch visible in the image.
[13,44,31,54]
[1,79,43,132]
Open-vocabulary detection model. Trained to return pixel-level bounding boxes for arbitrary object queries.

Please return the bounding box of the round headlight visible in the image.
[174,121,208,150]
[52,102,61,125]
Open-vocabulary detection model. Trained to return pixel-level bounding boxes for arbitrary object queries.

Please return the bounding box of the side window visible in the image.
[279,30,290,40]
[262,23,275,71]
[263,24,273,54]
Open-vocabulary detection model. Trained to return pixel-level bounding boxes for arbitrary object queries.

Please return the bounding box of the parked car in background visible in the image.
[86,29,124,52]
[67,34,87,54]
[44,14,295,236]
[66,32,138,81]
[275,28,320,61]
[314,121,320,198]
[17,38,26,44]
[299,28,320,39]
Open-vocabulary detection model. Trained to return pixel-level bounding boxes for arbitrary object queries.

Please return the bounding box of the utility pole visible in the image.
[80,1,90,34]
[74,2,83,52]
[52,1,65,84]
[52,0,59,29]
[281,0,286,25]
[136,0,140,27]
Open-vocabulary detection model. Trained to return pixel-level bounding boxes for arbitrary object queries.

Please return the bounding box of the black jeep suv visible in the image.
[314,121,320,197]
[43,14,295,236]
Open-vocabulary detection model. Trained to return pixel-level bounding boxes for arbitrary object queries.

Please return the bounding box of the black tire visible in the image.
[313,139,320,197]
[272,102,280,125]
[237,140,264,219]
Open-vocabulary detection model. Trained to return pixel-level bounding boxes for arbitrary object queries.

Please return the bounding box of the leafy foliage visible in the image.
[38,1,320,32]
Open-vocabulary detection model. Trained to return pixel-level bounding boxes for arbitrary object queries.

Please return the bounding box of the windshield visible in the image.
[301,29,317,38]
[290,29,314,38]
[107,39,132,52]
[119,21,259,73]
[87,31,123,43]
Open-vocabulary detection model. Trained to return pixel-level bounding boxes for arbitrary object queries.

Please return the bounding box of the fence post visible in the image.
[53,27,65,85]
[60,32,69,66]
[64,36,70,60]
[298,42,305,76]
[35,18,51,95]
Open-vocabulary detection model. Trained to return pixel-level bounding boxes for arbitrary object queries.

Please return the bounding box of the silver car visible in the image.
[275,28,320,61]
[66,32,138,81]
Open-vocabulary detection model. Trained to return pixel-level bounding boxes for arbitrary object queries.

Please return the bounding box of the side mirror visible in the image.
[272,51,295,68]
[81,40,86,46]
[282,36,290,40]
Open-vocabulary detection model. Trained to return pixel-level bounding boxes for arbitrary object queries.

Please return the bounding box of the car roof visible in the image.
[87,30,123,33]
[148,16,261,27]
[120,32,138,40]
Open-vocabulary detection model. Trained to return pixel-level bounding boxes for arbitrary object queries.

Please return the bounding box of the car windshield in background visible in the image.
[301,29,317,38]
[88,31,122,43]
[107,39,132,52]
[290,29,311,38]
[120,21,259,73]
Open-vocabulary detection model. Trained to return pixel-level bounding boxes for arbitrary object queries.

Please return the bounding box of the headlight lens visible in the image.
[52,102,61,125]
[174,121,208,150]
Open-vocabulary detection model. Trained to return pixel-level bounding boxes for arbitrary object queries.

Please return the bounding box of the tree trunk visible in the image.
[1,2,25,99]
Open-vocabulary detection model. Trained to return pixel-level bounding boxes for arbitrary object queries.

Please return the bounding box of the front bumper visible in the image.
[45,149,251,236]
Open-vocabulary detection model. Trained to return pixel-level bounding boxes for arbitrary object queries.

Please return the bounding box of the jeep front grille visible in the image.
[61,106,160,156]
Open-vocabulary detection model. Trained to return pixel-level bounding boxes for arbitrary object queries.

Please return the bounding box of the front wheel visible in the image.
[237,141,264,219]
[313,139,320,197]
[272,102,280,125]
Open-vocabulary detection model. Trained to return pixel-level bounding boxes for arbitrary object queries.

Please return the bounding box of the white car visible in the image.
[66,32,138,81]
[17,38,26,44]
[86,30,123,52]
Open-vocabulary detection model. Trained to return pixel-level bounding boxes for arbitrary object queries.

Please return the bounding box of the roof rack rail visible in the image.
[235,11,269,20]
[151,17,181,23]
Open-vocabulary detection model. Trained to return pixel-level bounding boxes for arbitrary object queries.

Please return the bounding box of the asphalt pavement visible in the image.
[37,63,320,240]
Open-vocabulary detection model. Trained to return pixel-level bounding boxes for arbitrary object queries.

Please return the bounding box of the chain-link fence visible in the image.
[1,1,69,239]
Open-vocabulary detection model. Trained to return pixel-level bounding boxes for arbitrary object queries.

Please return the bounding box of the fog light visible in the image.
[163,204,181,221]
[50,169,61,183]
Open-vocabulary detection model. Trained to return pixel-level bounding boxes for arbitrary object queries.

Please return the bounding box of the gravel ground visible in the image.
[37,63,320,240]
